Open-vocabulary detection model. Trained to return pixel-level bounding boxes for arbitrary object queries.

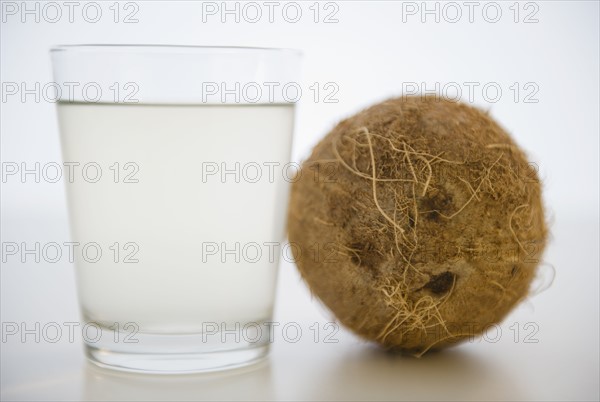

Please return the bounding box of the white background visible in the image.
[1,1,599,400]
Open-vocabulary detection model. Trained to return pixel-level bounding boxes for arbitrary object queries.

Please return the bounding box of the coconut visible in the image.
[287,96,547,355]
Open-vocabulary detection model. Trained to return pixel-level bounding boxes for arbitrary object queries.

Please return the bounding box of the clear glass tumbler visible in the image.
[51,45,301,373]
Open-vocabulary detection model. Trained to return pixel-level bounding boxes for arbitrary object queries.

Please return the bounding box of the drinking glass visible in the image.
[51,45,301,373]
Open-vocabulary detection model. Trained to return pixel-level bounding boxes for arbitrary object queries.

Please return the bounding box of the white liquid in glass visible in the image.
[57,103,294,333]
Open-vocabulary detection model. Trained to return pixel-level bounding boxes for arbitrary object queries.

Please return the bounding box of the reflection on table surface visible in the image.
[3,341,528,401]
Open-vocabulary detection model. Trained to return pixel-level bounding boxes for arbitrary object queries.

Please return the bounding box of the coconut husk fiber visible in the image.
[287,96,547,356]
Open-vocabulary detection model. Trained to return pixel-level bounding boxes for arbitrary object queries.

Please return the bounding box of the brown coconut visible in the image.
[287,96,547,355]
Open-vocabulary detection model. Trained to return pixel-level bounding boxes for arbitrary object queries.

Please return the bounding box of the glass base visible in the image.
[86,344,269,374]
[83,323,272,374]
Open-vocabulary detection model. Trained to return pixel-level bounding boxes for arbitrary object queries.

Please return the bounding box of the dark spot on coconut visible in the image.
[421,188,453,221]
[511,265,519,277]
[424,271,456,295]
[426,210,440,222]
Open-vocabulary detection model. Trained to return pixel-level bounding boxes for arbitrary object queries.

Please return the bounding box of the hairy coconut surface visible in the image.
[287,96,547,356]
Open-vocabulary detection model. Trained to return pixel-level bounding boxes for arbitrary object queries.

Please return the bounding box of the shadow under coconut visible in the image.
[304,344,528,401]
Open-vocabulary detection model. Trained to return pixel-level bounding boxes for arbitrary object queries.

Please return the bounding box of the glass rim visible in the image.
[50,44,303,56]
